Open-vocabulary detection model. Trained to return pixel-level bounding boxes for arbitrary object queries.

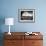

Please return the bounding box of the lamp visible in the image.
[5,18,14,35]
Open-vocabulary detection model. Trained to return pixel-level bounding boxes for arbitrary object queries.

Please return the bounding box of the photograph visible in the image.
[18,9,35,23]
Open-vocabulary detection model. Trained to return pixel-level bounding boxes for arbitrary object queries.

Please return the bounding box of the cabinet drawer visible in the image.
[4,40,16,46]
[25,35,43,40]
[4,35,24,40]
[32,40,43,46]
[24,40,43,46]
[4,40,24,46]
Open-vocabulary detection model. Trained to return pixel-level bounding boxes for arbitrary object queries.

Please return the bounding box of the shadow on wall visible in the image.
[0,16,5,46]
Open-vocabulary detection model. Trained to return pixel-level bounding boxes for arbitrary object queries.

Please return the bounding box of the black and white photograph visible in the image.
[18,9,35,23]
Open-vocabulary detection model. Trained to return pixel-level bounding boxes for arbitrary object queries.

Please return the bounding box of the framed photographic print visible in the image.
[18,9,35,23]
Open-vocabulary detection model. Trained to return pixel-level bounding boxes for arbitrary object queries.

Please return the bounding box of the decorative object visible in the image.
[5,18,14,35]
[25,32,38,35]
[18,9,35,23]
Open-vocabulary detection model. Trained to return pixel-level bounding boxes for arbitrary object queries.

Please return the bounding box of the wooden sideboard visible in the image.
[4,32,43,46]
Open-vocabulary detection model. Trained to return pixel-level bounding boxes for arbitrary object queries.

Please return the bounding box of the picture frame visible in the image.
[18,9,35,23]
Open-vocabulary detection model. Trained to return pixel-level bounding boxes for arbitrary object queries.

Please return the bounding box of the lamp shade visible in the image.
[5,18,14,25]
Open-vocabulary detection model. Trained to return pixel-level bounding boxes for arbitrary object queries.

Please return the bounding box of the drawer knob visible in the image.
[32,42,35,44]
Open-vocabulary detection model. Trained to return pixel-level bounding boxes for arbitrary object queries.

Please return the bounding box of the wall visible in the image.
[0,0,46,32]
